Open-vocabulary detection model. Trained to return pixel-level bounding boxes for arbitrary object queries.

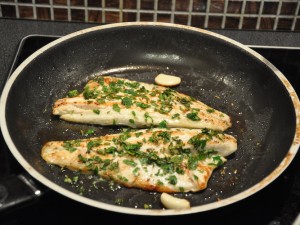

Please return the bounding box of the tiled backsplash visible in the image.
[1,0,300,31]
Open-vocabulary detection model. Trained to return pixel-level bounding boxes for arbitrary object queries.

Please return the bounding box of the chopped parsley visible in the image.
[136,102,150,109]
[67,89,79,97]
[186,112,200,121]
[115,198,124,205]
[172,113,180,119]
[61,77,229,193]
[63,140,80,152]
[132,167,140,176]
[113,104,121,112]
[166,175,177,185]
[81,129,95,136]
[93,109,100,114]
[158,120,168,128]
[144,204,152,209]
[123,159,137,167]
[121,97,133,108]
[83,86,99,99]
[144,112,153,124]
[206,108,215,113]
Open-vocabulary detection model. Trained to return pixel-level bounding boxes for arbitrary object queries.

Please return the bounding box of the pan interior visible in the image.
[4,25,296,210]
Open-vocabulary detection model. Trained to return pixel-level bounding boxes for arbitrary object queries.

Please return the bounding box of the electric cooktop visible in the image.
[0,35,300,225]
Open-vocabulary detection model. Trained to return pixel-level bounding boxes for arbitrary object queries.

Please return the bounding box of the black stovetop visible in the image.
[0,35,300,225]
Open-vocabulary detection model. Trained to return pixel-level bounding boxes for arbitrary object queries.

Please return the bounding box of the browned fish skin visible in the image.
[41,128,237,193]
[52,76,232,131]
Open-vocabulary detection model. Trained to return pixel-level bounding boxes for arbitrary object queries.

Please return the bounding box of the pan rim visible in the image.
[1,21,300,216]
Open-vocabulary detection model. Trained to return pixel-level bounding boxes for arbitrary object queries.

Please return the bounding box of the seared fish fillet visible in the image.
[53,76,232,131]
[41,128,237,193]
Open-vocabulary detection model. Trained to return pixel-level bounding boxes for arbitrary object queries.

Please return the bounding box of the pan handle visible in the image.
[0,172,48,214]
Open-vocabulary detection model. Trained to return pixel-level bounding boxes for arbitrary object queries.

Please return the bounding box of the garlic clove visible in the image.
[160,193,191,209]
[154,74,181,87]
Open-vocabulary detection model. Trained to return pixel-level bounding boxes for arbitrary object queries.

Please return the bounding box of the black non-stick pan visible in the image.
[1,22,299,216]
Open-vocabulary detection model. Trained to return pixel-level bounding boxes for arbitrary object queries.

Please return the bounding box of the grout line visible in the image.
[221,0,229,29]
[154,0,158,22]
[187,0,193,26]
[273,0,282,30]
[119,0,123,22]
[67,0,71,21]
[204,0,211,28]
[256,0,264,30]
[101,0,105,23]
[238,0,247,30]
[136,0,140,21]
[1,1,300,20]
[49,0,54,20]
[291,1,300,31]
[14,0,20,19]
[170,0,175,23]
[32,0,37,19]
[84,0,88,22]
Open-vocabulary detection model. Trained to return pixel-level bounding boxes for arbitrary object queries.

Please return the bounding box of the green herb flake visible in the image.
[117,175,129,182]
[113,104,121,112]
[83,86,99,99]
[108,161,119,171]
[87,140,102,152]
[63,140,80,152]
[129,119,135,124]
[179,187,185,192]
[144,204,152,209]
[64,175,73,184]
[149,131,171,144]
[132,167,140,176]
[122,142,142,155]
[156,180,164,186]
[115,198,124,206]
[72,176,79,184]
[104,146,117,154]
[96,98,105,104]
[136,102,150,109]
[93,109,100,114]
[210,156,224,167]
[78,186,85,195]
[81,129,95,136]
[188,135,207,149]
[187,155,198,170]
[144,112,153,124]
[135,132,143,138]
[206,108,215,113]
[125,81,140,89]
[158,120,168,128]
[123,159,137,167]
[179,97,191,109]
[121,97,133,108]
[166,175,177,185]
[67,89,79,97]
[186,112,200,121]
[171,113,180,119]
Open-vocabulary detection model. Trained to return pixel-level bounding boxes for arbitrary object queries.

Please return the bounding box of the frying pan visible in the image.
[0,22,299,216]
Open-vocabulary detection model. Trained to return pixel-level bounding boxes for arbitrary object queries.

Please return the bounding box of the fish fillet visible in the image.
[53,76,232,131]
[41,128,237,193]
